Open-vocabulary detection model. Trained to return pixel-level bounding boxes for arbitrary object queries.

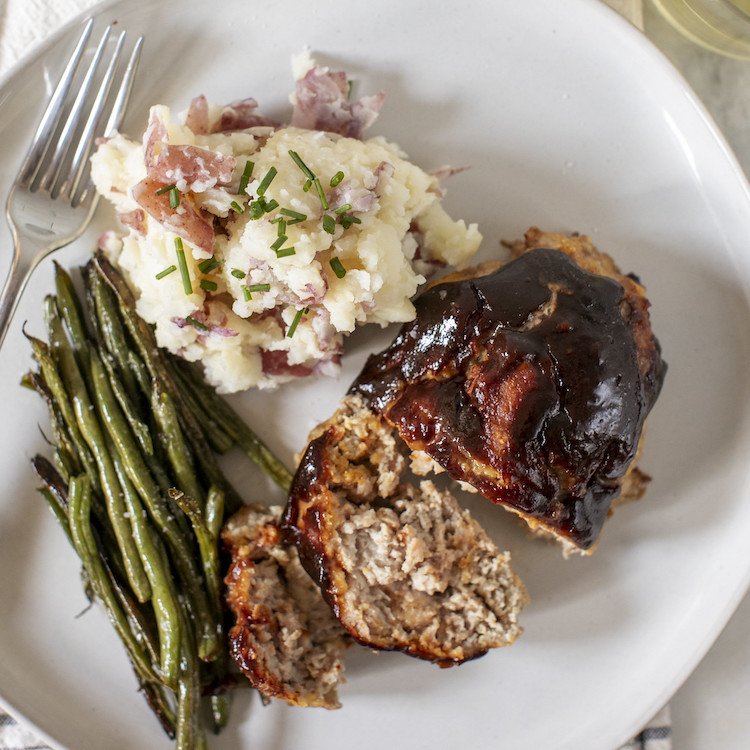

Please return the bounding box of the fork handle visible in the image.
[0,239,44,351]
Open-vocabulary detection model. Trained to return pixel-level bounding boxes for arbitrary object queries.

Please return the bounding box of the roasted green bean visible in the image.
[99,347,153,455]
[94,253,244,506]
[57,327,151,602]
[26,334,100,491]
[169,489,221,621]
[165,359,234,455]
[87,262,140,399]
[67,474,159,683]
[175,613,206,750]
[108,429,182,689]
[54,262,89,361]
[152,378,204,506]
[27,255,305,748]
[171,357,293,492]
[89,344,220,661]
[205,486,224,544]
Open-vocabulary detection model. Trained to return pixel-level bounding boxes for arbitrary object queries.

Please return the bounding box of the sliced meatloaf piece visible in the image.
[349,229,667,553]
[222,505,348,708]
[282,394,529,667]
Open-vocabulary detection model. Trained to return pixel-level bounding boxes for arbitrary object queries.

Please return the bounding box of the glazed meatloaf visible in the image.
[277,226,664,671]
[222,505,348,707]
[282,394,529,667]
[348,228,667,553]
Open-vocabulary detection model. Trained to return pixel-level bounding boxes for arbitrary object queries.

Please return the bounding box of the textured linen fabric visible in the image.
[0,0,670,748]
[0,712,49,750]
[0,0,101,75]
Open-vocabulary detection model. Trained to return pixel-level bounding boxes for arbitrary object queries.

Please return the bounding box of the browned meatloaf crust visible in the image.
[349,229,667,553]
[282,394,529,667]
[223,505,348,707]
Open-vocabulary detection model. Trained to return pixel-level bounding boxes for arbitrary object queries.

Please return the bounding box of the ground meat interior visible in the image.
[223,506,348,708]
[284,394,529,666]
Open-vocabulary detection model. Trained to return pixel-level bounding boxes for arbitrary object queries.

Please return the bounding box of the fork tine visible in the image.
[75,35,143,207]
[18,18,94,188]
[57,30,127,200]
[40,25,113,194]
[102,35,143,138]
[0,20,143,352]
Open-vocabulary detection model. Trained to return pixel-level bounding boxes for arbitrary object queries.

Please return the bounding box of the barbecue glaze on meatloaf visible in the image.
[350,229,667,553]
[223,505,348,707]
[282,393,529,667]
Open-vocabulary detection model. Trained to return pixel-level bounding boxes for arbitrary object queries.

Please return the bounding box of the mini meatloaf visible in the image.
[349,228,667,553]
[282,395,529,667]
[222,505,348,707]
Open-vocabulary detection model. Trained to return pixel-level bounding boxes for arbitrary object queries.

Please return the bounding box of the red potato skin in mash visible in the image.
[90,63,482,392]
[291,66,385,139]
[143,107,236,190]
[131,177,215,255]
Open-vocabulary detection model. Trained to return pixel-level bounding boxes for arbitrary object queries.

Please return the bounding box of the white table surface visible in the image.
[1,1,750,749]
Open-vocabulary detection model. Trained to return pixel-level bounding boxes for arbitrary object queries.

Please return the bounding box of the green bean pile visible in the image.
[23,251,293,749]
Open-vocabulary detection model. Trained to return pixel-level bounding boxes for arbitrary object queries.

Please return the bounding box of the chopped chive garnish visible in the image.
[334,203,352,215]
[200,279,218,291]
[248,201,264,220]
[302,179,312,192]
[231,268,246,279]
[287,308,306,338]
[322,214,336,234]
[288,149,315,180]
[340,214,362,229]
[330,171,345,187]
[255,195,279,214]
[313,178,329,210]
[174,237,192,295]
[238,160,254,195]
[242,283,273,301]
[155,265,177,280]
[157,183,180,209]
[277,218,287,237]
[329,257,347,279]
[186,315,208,331]
[271,235,288,252]
[230,200,244,214]
[276,246,296,258]
[280,208,307,223]
[198,256,223,274]
[257,166,278,196]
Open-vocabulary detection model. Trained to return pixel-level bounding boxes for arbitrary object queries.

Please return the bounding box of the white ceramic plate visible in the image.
[2,1,750,749]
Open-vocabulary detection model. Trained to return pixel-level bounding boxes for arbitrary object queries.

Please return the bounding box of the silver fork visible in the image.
[0,18,143,350]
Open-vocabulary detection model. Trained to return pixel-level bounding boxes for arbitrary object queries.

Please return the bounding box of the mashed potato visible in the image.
[91,64,481,392]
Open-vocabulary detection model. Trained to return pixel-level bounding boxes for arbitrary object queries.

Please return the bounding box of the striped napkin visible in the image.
[0,0,671,748]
